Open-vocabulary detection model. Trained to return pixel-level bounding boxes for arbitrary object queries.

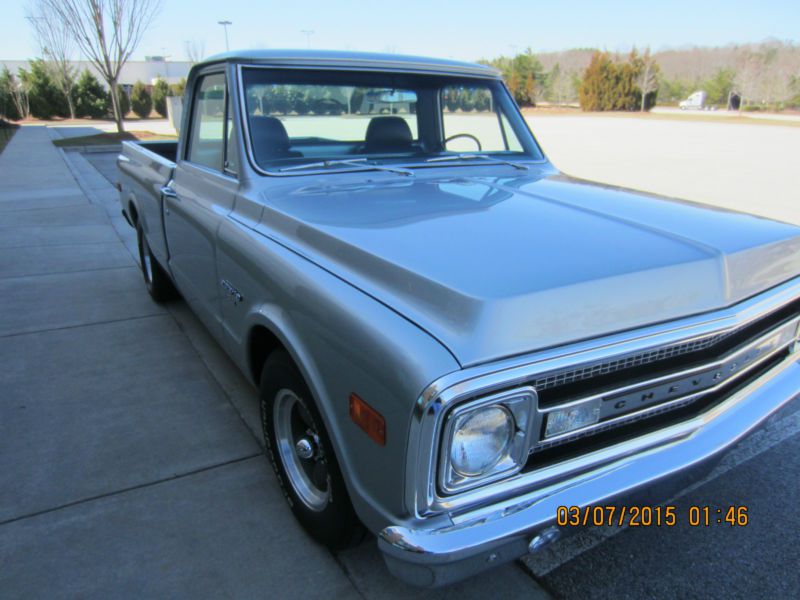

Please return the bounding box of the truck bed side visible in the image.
[118,140,177,267]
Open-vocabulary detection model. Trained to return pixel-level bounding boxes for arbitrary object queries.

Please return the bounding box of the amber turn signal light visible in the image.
[349,393,386,446]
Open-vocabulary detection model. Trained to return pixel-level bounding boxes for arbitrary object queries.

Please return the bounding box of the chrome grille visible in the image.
[528,306,800,458]
[532,331,732,391]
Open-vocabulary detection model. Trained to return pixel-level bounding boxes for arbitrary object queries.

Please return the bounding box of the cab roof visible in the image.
[199,49,500,79]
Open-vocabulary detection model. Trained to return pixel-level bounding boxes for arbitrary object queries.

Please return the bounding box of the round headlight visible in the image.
[449,406,514,477]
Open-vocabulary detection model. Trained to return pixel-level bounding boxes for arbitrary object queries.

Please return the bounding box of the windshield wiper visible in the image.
[425,153,529,170]
[280,158,414,176]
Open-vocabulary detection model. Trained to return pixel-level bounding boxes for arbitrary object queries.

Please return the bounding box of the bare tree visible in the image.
[26,1,78,119]
[41,0,163,132]
[2,70,31,120]
[735,51,763,109]
[184,39,205,64]
[636,48,660,111]
[548,63,578,105]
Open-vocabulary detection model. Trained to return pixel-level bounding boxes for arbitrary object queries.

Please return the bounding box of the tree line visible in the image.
[494,40,800,111]
[0,61,185,122]
[481,48,660,111]
[20,0,165,132]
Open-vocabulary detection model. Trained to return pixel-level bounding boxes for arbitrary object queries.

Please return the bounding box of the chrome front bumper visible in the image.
[378,352,800,587]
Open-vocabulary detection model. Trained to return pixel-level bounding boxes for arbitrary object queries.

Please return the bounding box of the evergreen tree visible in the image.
[444,87,460,112]
[579,51,616,111]
[19,59,68,119]
[483,49,544,106]
[74,70,109,118]
[130,81,152,119]
[151,77,170,117]
[579,50,659,111]
[170,77,187,98]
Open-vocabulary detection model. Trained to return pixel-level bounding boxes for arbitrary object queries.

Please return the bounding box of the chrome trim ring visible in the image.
[273,388,331,512]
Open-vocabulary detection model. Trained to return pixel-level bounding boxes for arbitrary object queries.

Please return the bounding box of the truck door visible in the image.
[163,71,237,338]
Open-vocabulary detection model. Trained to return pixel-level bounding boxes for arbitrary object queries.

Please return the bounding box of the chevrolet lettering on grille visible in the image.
[600,320,799,420]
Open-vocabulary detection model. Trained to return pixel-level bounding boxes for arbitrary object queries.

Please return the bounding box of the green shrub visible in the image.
[474,89,491,111]
[19,59,68,119]
[74,70,109,119]
[170,77,186,98]
[263,86,291,114]
[443,88,460,112]
[130,81,152,119]
[296,94,311,115]
[152,78,169,117]
[459,89,476,112]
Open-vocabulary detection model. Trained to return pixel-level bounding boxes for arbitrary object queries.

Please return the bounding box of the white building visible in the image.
[0,57,193,89]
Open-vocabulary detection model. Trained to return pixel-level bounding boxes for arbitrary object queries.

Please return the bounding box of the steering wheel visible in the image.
[444,133,482,151]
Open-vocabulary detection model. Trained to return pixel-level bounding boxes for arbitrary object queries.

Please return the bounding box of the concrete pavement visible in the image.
[0,125,549,598]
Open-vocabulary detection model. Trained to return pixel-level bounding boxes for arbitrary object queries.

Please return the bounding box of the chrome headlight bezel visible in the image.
[438,387,538,494]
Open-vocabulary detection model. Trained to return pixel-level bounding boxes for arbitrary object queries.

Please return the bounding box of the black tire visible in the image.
[136,222,178,302]
[260,349,364,549]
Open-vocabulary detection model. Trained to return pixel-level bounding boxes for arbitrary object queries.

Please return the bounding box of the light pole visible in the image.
[218,20,232,52]
[300,30,314,49]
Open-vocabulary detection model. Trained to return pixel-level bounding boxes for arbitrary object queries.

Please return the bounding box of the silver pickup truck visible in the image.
[118,50,800,587]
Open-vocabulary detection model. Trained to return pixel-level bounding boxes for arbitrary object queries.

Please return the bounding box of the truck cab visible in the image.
[679,90,707,110]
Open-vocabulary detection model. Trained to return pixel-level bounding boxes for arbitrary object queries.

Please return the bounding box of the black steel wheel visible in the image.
[260,349,364,549]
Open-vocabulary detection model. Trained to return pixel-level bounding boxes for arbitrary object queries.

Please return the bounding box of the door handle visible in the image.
[161,185,178,199]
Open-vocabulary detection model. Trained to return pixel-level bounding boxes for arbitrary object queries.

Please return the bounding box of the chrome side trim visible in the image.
[405,276,800,517]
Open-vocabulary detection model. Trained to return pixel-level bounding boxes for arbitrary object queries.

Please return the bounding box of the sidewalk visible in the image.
[0,125,549,598]
[0,125,356,598]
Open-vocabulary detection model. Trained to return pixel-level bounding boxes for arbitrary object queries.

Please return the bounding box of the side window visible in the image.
[188,73,226,170]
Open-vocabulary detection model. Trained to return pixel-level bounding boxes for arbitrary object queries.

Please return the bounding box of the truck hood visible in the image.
[255,166,800,367]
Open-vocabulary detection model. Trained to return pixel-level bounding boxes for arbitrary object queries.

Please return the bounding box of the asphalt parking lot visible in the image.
[1,116,798,599]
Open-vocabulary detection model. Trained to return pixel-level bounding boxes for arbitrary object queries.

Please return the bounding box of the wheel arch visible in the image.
[244,307,327,415]
[247,322,286,386]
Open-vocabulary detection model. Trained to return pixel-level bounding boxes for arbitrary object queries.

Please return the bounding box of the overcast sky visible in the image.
[3,0,798,62]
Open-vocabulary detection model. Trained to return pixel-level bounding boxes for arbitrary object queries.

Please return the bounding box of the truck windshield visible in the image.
[240,68,543,173]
